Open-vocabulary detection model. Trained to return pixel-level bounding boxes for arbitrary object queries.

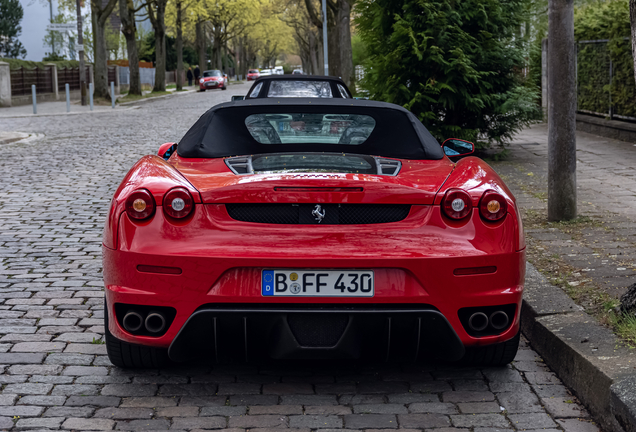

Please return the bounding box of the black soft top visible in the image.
[177,98,444,160]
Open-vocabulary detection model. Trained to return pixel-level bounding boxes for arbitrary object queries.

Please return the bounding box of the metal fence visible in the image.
[9,67,54,96]
[577,38,636,120]
[118,66,156,88]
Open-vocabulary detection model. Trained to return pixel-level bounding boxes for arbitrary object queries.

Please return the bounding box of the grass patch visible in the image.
[118,90,172,103]
[610,312,636,347]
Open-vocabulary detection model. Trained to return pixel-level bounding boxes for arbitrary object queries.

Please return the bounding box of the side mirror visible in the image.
[442,139,474,157]
[158,142,178,160]
[231,95,245,101]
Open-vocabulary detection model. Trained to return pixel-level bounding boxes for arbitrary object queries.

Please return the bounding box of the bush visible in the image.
[574,0,635,118]
[355,0,539,148]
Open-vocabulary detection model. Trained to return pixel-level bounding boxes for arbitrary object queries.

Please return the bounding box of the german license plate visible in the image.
[261,270,374,297]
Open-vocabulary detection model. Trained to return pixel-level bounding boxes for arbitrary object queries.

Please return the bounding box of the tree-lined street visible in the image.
[0,89,600,431]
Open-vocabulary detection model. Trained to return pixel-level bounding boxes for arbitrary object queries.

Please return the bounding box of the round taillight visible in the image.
[125,189,155,220]
[163,187,193,219]
[442,189,472,219]
[479,190,508,221]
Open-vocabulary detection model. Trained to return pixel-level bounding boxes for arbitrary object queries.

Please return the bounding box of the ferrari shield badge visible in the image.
[312,204,326,223]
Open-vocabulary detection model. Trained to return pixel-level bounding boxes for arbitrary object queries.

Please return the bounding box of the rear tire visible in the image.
[458,331,520,367]
[104,301,172,368]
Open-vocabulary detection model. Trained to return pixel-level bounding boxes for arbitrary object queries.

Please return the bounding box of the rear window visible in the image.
[267,81,332,98]
[245,113,376,145]
[249,69,259,73]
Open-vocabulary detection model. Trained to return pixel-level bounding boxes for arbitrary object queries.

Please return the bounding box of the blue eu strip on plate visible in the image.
[262,270,274,296]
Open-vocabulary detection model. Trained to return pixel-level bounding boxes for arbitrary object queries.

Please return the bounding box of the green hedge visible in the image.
[575,0,636,118]
[0,58,88,70]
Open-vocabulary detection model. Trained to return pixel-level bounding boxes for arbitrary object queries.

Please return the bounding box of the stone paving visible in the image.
[0,87,599,431]
[493,125,636,301]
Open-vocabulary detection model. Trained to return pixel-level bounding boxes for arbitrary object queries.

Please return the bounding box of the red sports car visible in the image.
[199,69,227,91]
[103,98,525,368]
[247,69,260,81]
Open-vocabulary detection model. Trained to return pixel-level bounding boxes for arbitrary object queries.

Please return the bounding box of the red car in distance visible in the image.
[103,98,525,368]
[199,70,227,91]
[247,69,260,81]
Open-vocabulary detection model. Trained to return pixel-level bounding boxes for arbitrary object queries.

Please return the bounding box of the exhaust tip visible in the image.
[468,312,489,332]
[145,312,166,334]
[122,311,143,332]
[490,311,510,330]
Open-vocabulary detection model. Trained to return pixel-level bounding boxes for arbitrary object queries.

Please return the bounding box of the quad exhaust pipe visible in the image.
[122,310,167,334]
[145,312,166,334]
[122,311,143,332]
[467,310,510,332]
[468,312,489,332]
[489,310,509,330]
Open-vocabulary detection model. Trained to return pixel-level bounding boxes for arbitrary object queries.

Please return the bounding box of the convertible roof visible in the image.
[177,98,444,160]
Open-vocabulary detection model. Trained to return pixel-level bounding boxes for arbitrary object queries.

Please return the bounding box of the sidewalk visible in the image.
[0,86,199,117]
[492,123,636,303]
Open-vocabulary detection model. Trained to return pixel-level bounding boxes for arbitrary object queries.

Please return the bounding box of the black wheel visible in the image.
[458,331,520,367]
[222,85,227,90]
[104,301,172,368]
[200,88,205,92]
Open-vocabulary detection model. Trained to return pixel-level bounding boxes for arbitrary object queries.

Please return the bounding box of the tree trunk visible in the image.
[196,21,207,71]
[119,0,141,95]
[175,0,183,91]
[630,0,636,87]
[148,0,167,92]
[336,0,353,87]
[91,0,117,99]
[327,7,339,77]
[547,0,577,221]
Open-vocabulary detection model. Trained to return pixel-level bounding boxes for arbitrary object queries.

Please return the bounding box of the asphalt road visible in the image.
[0,84,598,431]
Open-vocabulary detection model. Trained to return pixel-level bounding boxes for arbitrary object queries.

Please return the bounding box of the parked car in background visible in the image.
[199,70,227,91]
[292,69,304,75]
[247,69,260,81]
[243,75,352,99]
[274,66,284,75]
[260,69,273,76]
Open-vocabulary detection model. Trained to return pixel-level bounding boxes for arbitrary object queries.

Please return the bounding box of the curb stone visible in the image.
[522,262,636,432]
[611,376,636,432]
[118,89,197,106]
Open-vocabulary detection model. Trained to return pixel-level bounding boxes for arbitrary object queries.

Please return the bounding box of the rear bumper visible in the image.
[168,305,465,363]
[103,205,525,359]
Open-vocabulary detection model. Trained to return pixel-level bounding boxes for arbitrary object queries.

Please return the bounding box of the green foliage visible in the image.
[0,0,27,58]
[43,52,67,61]
[574,0,635,118]
[0,57,83,70]
[351,33,369,67]
[355,0,539,148]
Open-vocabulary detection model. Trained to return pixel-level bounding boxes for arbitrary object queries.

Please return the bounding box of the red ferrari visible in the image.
[103,98,525,368]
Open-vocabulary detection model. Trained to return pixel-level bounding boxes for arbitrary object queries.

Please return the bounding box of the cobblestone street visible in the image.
[0,87,598,431]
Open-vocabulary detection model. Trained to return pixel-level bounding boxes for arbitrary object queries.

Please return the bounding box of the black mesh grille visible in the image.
[287,314,349,347]
[226,203,299,224]
[225,204,410,225]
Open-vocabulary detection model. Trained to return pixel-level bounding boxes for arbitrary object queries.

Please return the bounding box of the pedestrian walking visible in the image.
[194,66,200,84]
[187,67,193,86]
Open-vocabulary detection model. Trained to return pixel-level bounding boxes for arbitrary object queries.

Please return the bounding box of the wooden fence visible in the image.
[9,66,54,96]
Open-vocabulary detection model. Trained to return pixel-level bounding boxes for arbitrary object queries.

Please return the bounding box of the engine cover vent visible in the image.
[225,156,253,174]
[374,158,402,176]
